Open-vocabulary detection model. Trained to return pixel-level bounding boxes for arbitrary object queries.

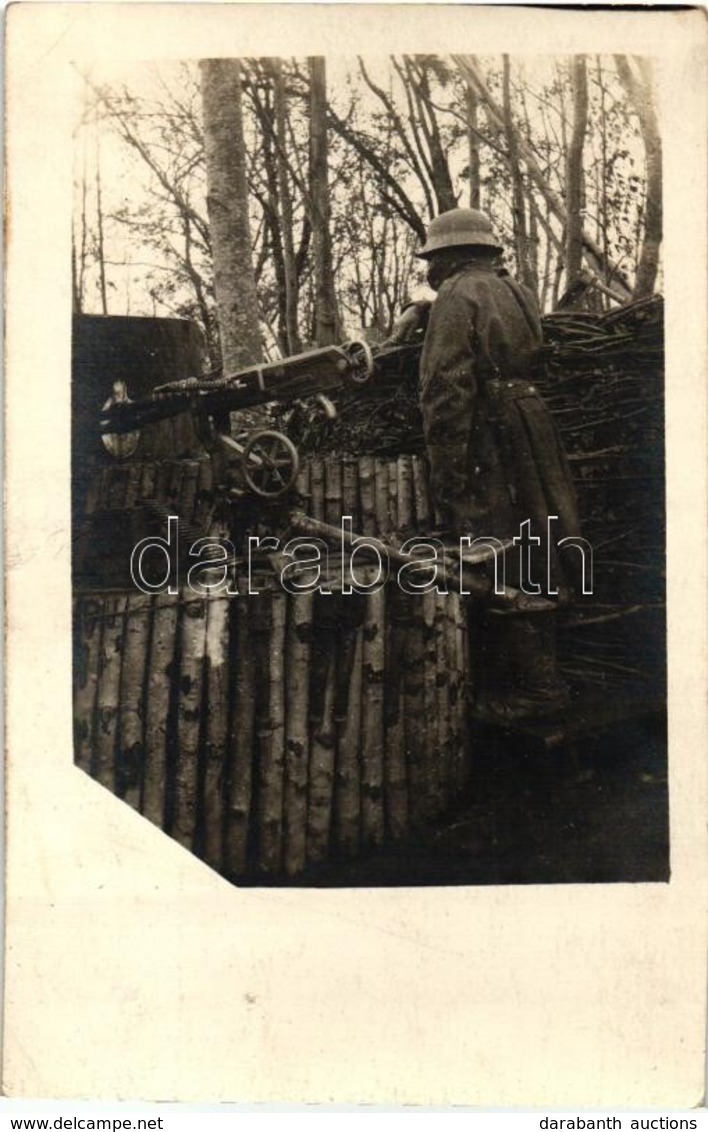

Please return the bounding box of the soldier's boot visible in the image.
[473,610,569,723]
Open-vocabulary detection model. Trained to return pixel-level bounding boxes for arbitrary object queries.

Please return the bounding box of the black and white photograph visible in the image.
[72,48,667,887]
[5,2,707,1108]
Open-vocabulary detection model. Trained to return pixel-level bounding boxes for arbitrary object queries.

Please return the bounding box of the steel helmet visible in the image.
[416,208,503,258]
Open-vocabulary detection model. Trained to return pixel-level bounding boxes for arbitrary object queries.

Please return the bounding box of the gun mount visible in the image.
[99,337,406,498]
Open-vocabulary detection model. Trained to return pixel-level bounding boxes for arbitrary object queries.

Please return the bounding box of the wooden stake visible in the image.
[139,462,157,503]
[295,457,310,510]
[108,466,131,511]
[82,469,103,517]
[125,463,142,508]
[181,460,200,528]
[154,460,172,507]
[142,590,179,830]
[434,592,453,807]
[324,454,343,527]
[93,595,127,791]
[359,456,376,536]
[444,594,467,795]
[383,586,408,840]
[334,627,362,857]
[307,596,337,864]
[421,589,445,820]
[116,593,152,810]
[374,459,391,537]
[223,577,256,877]
[397,455,414,537]
[256,583,287,874]
[387,461,399,536]
[401,593,428,829]
[201,587,231,872]
[284,590,313,876]
[309,458,325,521]
[167,461,184,512]
[411,456,432,533]
[342,457,360,532]
[73,596,104,776]
[361,580,386,847]
[194,457,215,531]
[93,467,111,512]
[453,595,470,792]
[172,592,208,850]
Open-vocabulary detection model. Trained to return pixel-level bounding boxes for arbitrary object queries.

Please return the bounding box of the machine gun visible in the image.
[99,337,422,499]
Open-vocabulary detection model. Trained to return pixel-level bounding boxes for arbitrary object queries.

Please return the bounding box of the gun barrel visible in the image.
[100,338,415,436]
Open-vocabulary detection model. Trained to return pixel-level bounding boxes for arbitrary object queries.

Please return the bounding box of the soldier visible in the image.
[400,208,583,721]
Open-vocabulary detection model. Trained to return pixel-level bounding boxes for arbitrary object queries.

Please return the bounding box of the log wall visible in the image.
[73,454,469,880]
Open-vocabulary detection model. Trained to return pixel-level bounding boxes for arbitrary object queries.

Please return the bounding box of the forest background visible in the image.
[73,53,662,375]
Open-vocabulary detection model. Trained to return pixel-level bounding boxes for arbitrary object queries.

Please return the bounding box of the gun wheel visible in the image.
[342,337,375,385]
[242,429,300,499]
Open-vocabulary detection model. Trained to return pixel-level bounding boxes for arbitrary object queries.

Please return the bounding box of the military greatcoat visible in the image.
[419,260,581,594]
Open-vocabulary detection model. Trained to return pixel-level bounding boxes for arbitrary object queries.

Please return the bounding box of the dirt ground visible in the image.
[252,711,669,888]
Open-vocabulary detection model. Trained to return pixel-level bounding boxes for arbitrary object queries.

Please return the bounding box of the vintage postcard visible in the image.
[4,2,707,1107]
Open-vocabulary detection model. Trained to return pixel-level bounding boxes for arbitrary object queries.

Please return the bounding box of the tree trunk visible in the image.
[403,57,457,214]
[94,139,108,315]
[502,55,536,294]
[614,55,662,298]
[200,58,262,370]
[565,55,589,289]
[308,56,340,345]
[272,60,302,354]
[466,86,481,209]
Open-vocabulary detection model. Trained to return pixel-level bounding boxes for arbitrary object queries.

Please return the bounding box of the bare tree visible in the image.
[502,55,535,293]
[453,53,633,300]
[94,131,108,314]
[200,58,262,369]
[308,57,340,345]
[465,86,481,209]
[565,55,589,288]
[614,55,662,298]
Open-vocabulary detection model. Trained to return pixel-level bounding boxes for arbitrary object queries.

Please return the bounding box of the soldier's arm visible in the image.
[383,300,432,346]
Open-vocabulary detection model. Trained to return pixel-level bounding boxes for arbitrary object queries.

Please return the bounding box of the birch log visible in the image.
[181,459,200,528]
[256,585,287,874]
[397,455,414,537]
[307,601,337,864]
[324,454,343,527]
[223,579,256,876]
[421,589,445,819]
[361,582,386,847]
[387,461,399,535]
[139,461,157,503]
[453,595,470,791]
[284,590,313,876]
[73,597,104,776]
[342,457,360,532]
[359,456,376,536]
[374,459,391,537]
[383,587,408,839]
[309,458,325,522]
[116,592,152,809]
[94,595,127,791]
[402,593,428,828]
[334,628,362,856]
[172,593,208,850]
[412,456,432,533]
[142,591,179,829]
[201,588,231,871]
[434,592,453,807]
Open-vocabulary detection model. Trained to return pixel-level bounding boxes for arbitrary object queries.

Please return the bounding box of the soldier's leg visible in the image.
[474,609,568,722]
